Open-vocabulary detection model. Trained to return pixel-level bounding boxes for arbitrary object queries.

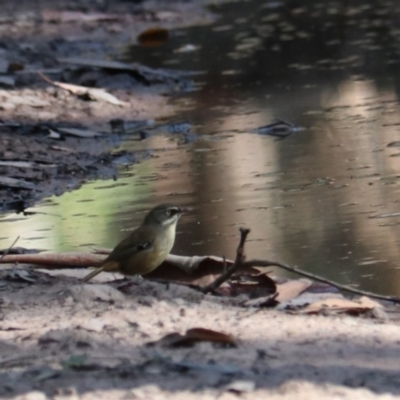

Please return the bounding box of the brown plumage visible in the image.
[83,204,184,282]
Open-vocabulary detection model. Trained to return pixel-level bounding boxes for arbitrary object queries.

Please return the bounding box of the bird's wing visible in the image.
[83,226,155,282]
[104,227,154,263]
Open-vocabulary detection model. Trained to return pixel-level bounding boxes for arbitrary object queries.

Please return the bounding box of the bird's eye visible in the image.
[166,208,178,217]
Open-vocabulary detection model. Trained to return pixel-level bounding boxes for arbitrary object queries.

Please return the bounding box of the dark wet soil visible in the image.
[0,0,215,214]
[0,128,150,212]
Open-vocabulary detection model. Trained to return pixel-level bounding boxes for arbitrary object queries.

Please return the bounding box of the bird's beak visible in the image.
[178,207,192,214]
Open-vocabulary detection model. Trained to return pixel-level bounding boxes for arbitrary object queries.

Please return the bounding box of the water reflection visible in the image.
[3,0,400,295]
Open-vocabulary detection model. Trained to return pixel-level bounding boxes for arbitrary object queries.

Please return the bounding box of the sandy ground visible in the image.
[0,266,400,400]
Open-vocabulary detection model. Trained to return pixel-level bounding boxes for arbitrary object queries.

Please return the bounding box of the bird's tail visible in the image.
[83,264,107,282]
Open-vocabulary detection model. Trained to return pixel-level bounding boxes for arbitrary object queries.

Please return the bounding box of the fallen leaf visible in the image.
[148,328,237,347]
[190,273,222,288]
[358,296,383,309]
[48,129,61,139]
[278,292,342,309]
[50,145,76,152]
[42,10,119,23]
[138,28,169,47]
[38,72,126,106]
[226,380,256,393]
[0,160,57,169]
[7,62,24,73]
[275,279,312,302]
[0,161,33,168]
[56,127,103,138]
[301,296,383,315]
[86,88,126,106]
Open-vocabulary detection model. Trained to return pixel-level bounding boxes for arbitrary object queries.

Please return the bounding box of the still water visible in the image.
[3,0,400,295]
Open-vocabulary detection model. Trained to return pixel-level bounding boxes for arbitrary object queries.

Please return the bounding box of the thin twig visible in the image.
[202,227,400,304]
[37,71,56,86]
[201,228,250,294]
[0,236,20,261]
[242,259,400,304]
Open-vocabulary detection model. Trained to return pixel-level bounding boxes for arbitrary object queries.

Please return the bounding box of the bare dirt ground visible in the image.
[2,1,400,400]
[1,266,400,400]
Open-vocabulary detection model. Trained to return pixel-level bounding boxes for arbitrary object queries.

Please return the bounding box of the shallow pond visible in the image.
[3,0,400,295]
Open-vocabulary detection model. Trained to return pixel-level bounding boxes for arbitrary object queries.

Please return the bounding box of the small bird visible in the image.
[83,204,184,282]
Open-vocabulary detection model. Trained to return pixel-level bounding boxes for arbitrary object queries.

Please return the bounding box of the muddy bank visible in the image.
[0,0,216,213]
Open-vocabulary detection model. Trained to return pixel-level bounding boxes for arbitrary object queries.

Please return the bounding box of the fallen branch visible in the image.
[0,252,105,267]
[241,259,400,304]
